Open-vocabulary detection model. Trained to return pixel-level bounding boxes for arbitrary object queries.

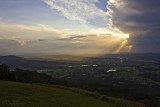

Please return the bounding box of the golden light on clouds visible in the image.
[0,21,133,55]
[114,33,131,54]
[71,41,86,44]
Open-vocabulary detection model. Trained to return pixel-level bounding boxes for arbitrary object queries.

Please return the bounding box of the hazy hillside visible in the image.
[0,55,64,69]
[0,80,113,107]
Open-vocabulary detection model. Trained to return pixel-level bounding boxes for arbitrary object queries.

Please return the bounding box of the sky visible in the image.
[0,0,159,56]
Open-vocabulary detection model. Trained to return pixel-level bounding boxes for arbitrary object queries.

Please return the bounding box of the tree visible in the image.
[0,64,10,80]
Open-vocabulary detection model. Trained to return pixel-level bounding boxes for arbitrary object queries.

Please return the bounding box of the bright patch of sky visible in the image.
[0,0,131,56]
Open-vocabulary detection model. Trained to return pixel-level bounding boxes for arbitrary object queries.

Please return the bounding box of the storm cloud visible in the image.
[107,0,160,53]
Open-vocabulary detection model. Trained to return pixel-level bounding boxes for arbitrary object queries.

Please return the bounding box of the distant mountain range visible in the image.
[100,53,160,58]
[0,55,64,70]
[0,53,160,70]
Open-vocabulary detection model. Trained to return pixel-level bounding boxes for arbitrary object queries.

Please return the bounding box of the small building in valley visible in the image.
[107,69,117,72]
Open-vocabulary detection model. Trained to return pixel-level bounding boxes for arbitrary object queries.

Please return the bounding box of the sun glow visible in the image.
[120,34,130,40]
[113,33,132,54]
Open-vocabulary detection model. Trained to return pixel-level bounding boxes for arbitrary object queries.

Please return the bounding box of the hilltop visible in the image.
[0,80,113,107]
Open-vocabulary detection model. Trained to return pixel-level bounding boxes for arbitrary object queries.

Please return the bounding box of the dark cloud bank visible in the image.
[108,0,160,53]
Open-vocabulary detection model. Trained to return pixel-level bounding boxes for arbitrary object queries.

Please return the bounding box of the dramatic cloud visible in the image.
[1,0,159,56]
[107,0,160,53]
[42,0,107,24]
[58,35,87,40]
[0,21,127,56]
[0,21,67,45]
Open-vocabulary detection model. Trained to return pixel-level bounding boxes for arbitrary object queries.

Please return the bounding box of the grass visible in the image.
[0,80,113,107]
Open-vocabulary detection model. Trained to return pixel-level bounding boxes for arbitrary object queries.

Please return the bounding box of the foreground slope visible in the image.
[0,80,113,107]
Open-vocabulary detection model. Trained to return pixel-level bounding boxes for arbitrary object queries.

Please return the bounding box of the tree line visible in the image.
[0,64,67,85]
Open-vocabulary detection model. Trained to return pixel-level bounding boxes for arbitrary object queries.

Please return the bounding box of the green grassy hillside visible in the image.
[0,80,113,107]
